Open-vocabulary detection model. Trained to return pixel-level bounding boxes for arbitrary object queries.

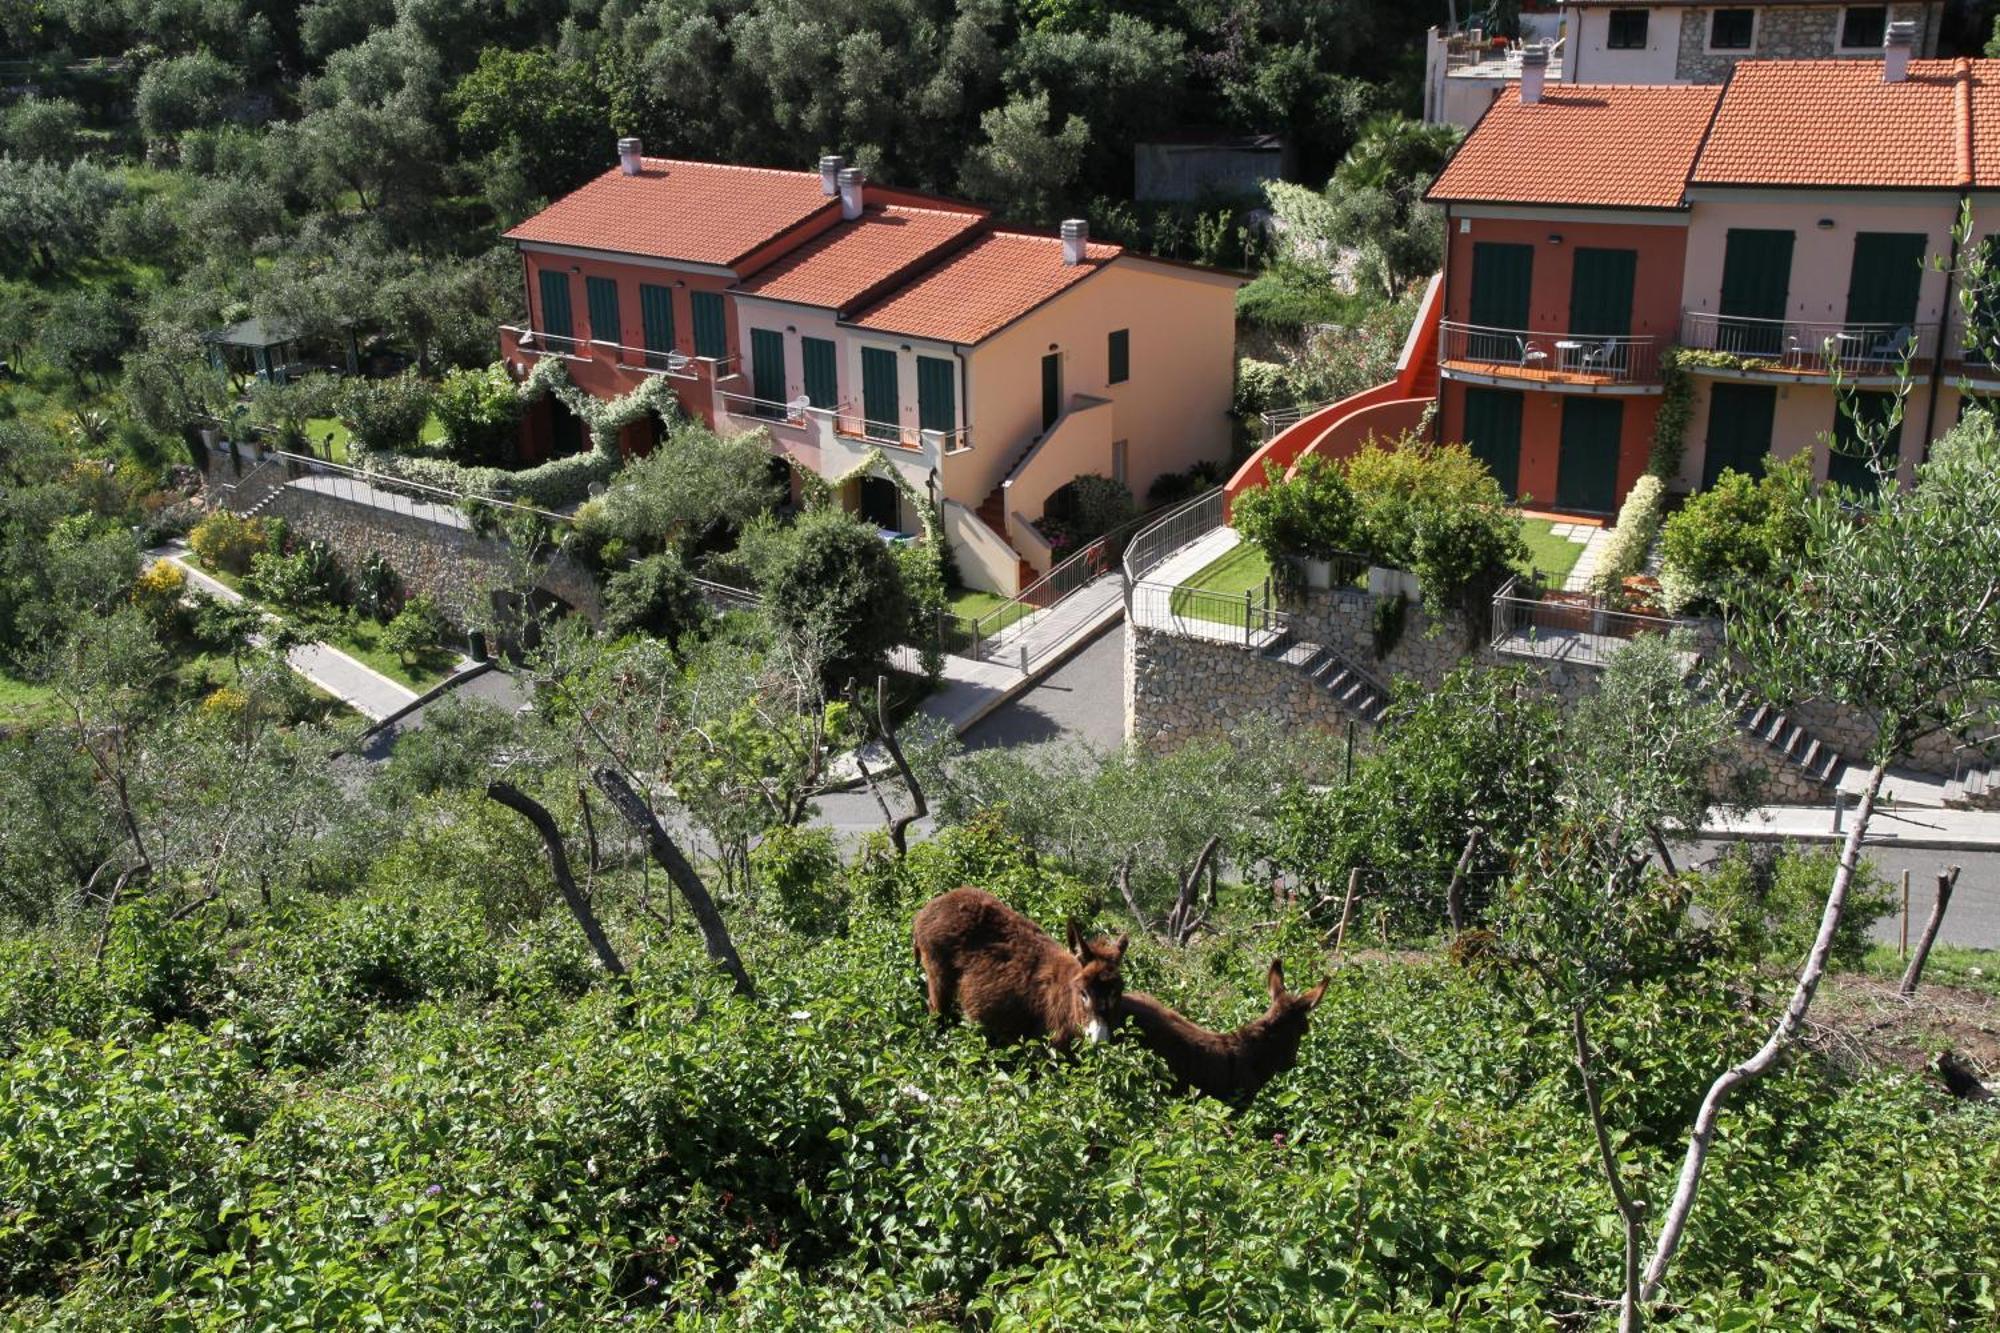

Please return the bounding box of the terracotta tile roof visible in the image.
[1693,59,1981,189]
[736,205,988,311]
[504,158,834,269]
[1428,83,1723,210]
[848,231,1124,344]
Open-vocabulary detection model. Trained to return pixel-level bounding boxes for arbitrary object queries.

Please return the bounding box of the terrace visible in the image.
[1438,321,1661,392]
[1677,312,1939,383]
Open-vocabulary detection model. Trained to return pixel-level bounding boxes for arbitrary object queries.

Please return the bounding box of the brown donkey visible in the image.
[1120,960,1329,1103]
[912,887,1130,1046]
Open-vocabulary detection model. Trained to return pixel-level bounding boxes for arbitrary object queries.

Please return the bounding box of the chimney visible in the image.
[617,137,643,175]
[1883,20,1915,83]
[838,167,865,221]
[1060,218,1089,266]
[1519,44,1548,104]
[819,155,844,197]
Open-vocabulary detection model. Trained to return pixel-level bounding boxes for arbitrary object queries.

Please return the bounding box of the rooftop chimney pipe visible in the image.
[838,167,865,221]
[1060,219,1089,267]
[819,155,845,197]
[617,137,643,175]
[1519,45,1548,105]
[1883,20,1915,83]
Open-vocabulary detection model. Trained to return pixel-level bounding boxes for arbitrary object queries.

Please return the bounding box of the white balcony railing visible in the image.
[1440,321,1659,384]
[1678,312,1938,374]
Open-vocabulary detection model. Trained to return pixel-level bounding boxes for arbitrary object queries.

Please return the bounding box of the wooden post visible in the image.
[1900,868,1911,959]
[1899,865,1961,999]
[1334,867,1362,956]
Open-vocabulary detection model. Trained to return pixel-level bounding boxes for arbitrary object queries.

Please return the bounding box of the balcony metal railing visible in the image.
[1439,321,1659,384]
[718,390,809,425]
[1678,312,1938,374]
[502,325,590,361]
[830,414,972,455]
[1489,574,1692,669]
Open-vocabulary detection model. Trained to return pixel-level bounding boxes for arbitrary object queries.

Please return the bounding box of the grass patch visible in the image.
[1171,541,1274,626]
[1517,518,1585,585]
[1859,942,2000,998]
[301,413,444,465]
[0,663,63,728]
[322,617,457,692]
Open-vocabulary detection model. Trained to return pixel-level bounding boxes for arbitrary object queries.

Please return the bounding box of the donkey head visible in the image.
[1066,919,1130,1042]
[1257,958,1330,1069]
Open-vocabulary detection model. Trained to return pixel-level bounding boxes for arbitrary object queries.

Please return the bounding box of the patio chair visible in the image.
[1867,324,1913,364]
[1517,337,1550,371]
[1577,339,1621,378]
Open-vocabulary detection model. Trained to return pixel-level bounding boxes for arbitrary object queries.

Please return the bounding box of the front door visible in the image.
[859,475,901,530]
[1844,233,1927,361]
[1041,353,1061,430]
[1460,386,1523,496]
[1469,241,1534,362]
[1718,229,1794,355]
[1556,397,1624,513]
[862,347,899,441]
[1700,383,1777,489]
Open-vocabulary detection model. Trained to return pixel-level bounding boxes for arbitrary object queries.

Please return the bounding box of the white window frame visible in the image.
[1704,6,1758,53]
[1834,3,1889,52]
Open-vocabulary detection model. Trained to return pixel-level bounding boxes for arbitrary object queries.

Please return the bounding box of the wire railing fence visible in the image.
[1489,574,1695,669]
[1128,578,1285,646]
[1122,486,1225,587]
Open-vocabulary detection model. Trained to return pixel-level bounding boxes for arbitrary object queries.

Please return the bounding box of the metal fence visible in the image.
[1678,311,1938,374]
[205,442,577,531]
[1129,578,1284,646]
[1122,486,1225,587]
[1489,574,1692,669]
[1439,320,1660,384]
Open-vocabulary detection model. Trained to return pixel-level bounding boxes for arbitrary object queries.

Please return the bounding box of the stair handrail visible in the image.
[1121,486,1225,589]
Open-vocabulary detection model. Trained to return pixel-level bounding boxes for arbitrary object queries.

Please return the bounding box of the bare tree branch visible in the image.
[1899,865,1961,998]
[486,780,627,979]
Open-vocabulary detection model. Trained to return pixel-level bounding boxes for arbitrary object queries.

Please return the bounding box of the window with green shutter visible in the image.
[691,290,727,360]
[917,356,956,438]
[801,337,837,409]
[1108,329,1130,384]
[639,284,676,369]
[862,347,899,441]
[585,276,621,348]
[751,328,786,417]
[1468,242,1533,361]
[537,269,574,345]
[1844,233,1927,332]
[1719,229,1794,355]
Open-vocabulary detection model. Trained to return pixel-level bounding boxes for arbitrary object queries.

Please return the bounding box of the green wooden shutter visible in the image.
[585,276,621,348]
[1700,383,1777,489]
[1719,229,1794,355]
[862,347,899,440]
[751,328,786,415]
[639,284,676,367]
[1568,248,1636,337]
[690,291,727,359]
[538,269,574,342]
[917,356,956,436]
[1827,390,1901,493]
[1460,387,1523,496]
[1556,397,1624,513]
[801,337,837,409]
[1041,353,1061,430]
[1843,233,1927,330]
[1108,329,1130,384]
[1469,242,1534,361]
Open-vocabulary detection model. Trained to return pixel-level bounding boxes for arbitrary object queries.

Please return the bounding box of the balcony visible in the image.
[1678,312,1938,383]
[1438,321,1660,392]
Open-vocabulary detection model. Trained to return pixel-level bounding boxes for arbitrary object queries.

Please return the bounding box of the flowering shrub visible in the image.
[1588,473,1665,601]
[187,509,270,575]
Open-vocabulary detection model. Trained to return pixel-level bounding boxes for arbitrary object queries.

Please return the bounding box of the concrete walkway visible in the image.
[156,548,423,721]
[1696,803,2000,852]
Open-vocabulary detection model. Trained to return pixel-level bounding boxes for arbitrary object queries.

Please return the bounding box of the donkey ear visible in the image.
[1302,977,1331,1010]
[1267,958,1287,1001]
[1111,932,1130,960]
[1066,918,1086,955]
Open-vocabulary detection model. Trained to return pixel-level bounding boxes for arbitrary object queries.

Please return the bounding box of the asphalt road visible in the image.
[1684,837,2000,951]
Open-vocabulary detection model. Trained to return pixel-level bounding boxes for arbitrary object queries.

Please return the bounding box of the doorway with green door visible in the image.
[1700,382,1776,489]
[1556,397,1624,513]
[1460,385,1523,497]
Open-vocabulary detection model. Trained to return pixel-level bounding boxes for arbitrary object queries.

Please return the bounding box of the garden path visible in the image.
[154,548,421,721]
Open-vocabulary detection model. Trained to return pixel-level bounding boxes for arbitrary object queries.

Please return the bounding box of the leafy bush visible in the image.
[351,551,400,621]
[1695,843,1897,969]
[601,550,706,643]
[762,509,910,683]
[248,539,343,610]
[1234,263,1365,331]
[1232,454,1360,561]
[129,560,186,631]
[751,825,846,936]
[571,423,778,559]
[340,371,435,455]
[1346,437,1527,617]
[1038,473,1136,553]
[187,510,270,575]
[1145,458,1225,508]
[383,595,448,665]
[1658,456,1811,613]
[1588,473,1665,600]
[433,363,524,466]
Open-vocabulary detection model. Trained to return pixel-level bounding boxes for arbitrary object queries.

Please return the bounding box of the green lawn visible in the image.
[0,664,63,729]
[945,586,1034,640]
[303,414,445,464]
[1171,541,1274,626]
[1517,517,1586,585]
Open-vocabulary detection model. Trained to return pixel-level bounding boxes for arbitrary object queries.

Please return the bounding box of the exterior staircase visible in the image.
[1729,694,1848,790]
[1261,634,1391,725]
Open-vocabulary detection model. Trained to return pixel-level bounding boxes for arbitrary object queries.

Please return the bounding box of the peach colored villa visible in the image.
[499,145,1241,595]
[1236,38,2000,517]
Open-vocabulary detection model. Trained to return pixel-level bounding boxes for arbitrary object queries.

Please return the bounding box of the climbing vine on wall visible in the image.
[790,448,946,564]
[1648,349,1697,479]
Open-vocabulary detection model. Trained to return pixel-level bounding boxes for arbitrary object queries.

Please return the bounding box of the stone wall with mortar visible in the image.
[1674,4,1935,83]
[260,484,603,630]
